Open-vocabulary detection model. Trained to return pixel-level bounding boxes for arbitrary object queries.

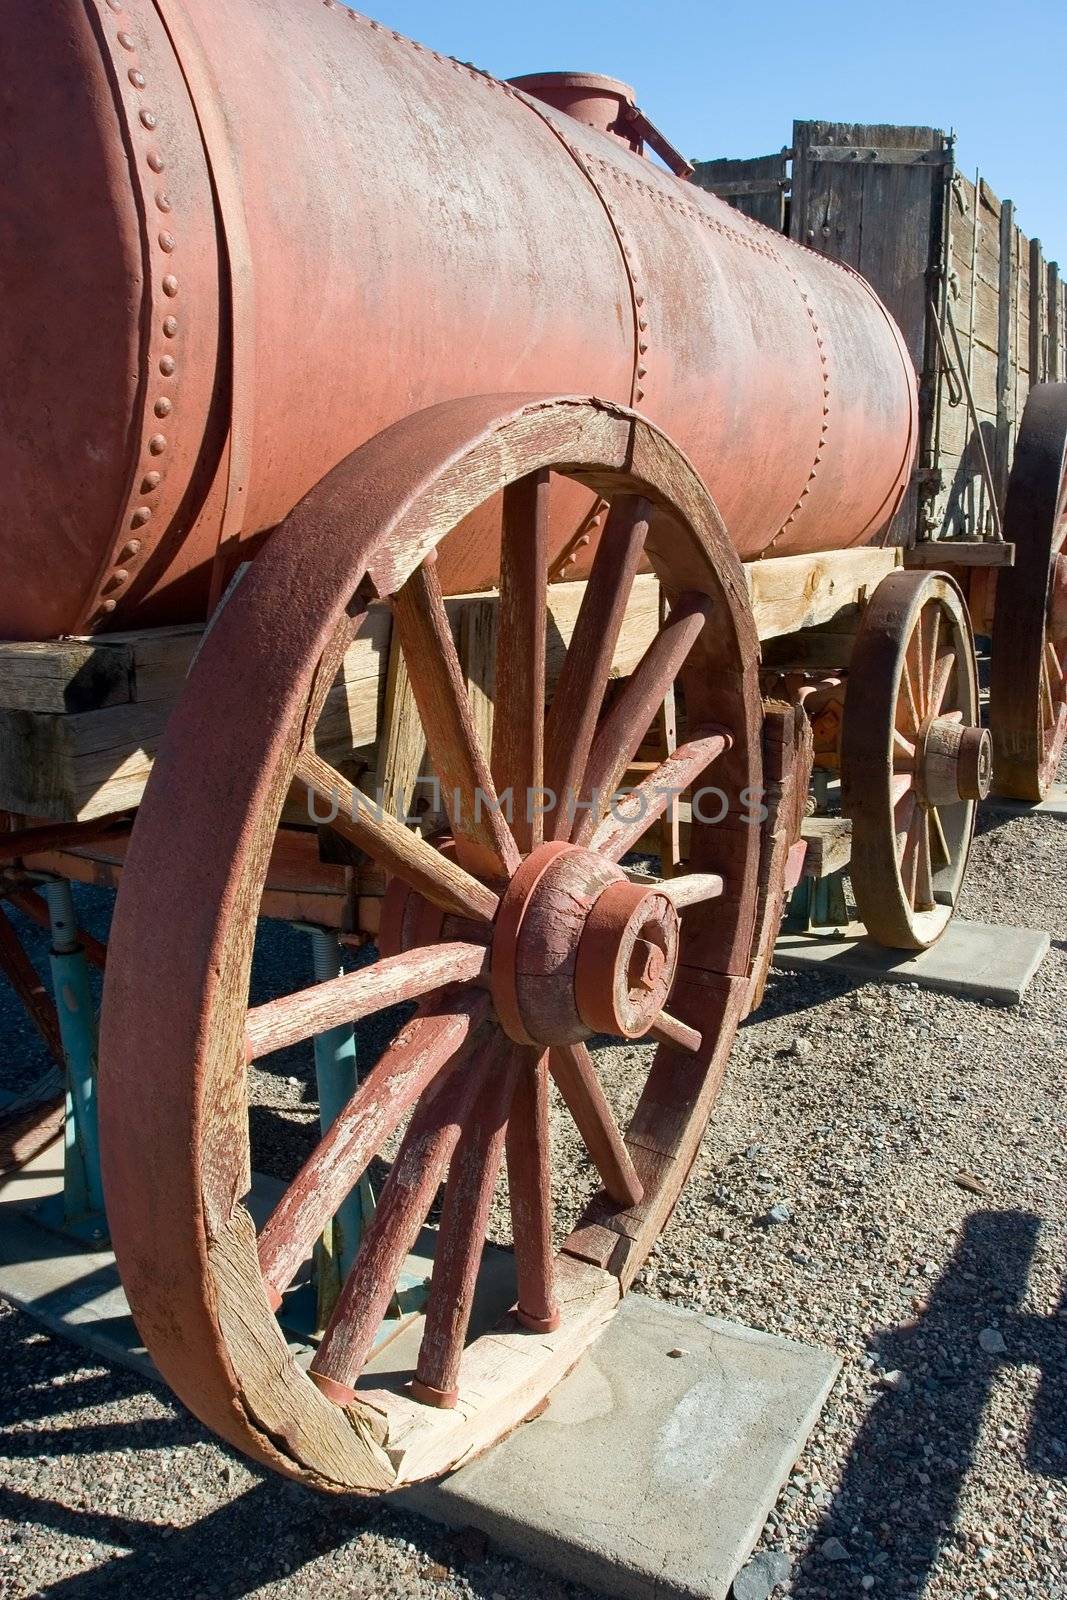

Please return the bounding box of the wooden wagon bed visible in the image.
[696,119,1065,553]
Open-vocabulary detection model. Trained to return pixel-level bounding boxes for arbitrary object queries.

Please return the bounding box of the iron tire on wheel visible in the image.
[989,382,1067,802]
[841,568,988,951]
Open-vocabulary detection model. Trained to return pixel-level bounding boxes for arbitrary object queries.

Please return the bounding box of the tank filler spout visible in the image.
[508,71,694,178]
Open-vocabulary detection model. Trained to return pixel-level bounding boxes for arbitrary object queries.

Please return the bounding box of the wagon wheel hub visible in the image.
[914,716,992,808]
[489,842,681,1047]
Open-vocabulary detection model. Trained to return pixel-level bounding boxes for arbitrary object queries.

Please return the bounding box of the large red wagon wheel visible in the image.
[841,570,989,950]
[990,383,1067,801]
[99,396,762,1491]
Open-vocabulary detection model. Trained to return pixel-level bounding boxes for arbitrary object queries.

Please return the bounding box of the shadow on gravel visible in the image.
[791,1210,1066,1598]
[0,1314,496,1600]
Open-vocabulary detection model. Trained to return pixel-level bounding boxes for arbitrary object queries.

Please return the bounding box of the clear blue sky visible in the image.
[353,0,1067,265]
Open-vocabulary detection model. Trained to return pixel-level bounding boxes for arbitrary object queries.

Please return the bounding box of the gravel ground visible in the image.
[0,798,1064,1600]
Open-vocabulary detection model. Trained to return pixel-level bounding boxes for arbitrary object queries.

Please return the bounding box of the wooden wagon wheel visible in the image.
[99,395,762,1491]
[990,383,1067,801]
[841,569,989,950]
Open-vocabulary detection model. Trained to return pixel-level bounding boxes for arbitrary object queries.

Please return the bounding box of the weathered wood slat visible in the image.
[0,549,906,822]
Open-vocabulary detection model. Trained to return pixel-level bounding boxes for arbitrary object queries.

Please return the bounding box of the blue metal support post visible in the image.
[43,879,106,1239]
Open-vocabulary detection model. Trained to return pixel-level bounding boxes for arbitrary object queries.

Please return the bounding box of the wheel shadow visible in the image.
[790,1210,1065,1597]
[0,1306,560,1600]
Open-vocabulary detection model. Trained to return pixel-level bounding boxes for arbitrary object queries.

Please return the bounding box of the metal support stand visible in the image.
[786,869,850,934]
[37,879,107,1242]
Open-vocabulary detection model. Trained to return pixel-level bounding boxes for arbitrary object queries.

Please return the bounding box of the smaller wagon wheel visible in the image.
[100,396,763,1491]
[841,569,990,950]
[990,383,1067,801]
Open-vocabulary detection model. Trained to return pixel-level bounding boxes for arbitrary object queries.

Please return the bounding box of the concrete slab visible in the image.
[984,784,1067,819]
[774,917,1049,1005]
[401,1297,840,1600]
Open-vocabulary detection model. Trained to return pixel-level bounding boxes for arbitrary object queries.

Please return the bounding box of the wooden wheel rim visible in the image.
[99,395,762,1491]
[842,569,980,950]
[990,383,1067,801]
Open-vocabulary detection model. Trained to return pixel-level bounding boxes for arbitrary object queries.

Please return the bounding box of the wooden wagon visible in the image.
[2,8,1064,1495]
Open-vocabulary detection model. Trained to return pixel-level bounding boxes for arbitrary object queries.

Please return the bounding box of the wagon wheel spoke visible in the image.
[648,1012,701,1053]
[246,942,490,1061]
[413,1039,521,1406]
[392,554,520,881]
[572,591,712,846]
[929,648,956,717]
[1047,639,1065,684]
[653,872,724,909]
[901,638,923,733]
[309,1037,493,1403]
[589,728,730,862]
[1040,657,1056,731]
[892,728,916,770]
[913,814,935,910]
[921,605,941,711]
[257,990,491,1308]
[543,495,652,839]
[506,1050,561,1330]
[894,789,918,861]
[549,1043,643,1208]
[298,749,498,922]
[492,470,550,853]
[900,805,923,908]
[889,772,914,806]
[929,805,951,869]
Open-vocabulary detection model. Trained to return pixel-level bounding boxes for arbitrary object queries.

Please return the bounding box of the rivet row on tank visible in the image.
[159,355,176,377]
[141,472,161,492]
[159,232,176,253]
[121,540,143,560]
[149,434,167,455]
[129,68,146,88]
[130,507,152,529]
[117,31,135,49]
[154,398,173,418]
[148,151,165,173]
[163,316,178,337]
[140,110,157,130]
[162,275,179,297]
[156,191,172,213]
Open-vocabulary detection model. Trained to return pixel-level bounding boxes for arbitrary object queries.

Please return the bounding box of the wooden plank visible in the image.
[905,541,1014,569]
[690,150,788,231]
[1049,262,1062,382]
[799,816,852,879]
[371,623,427,825]
[0,639,132,714]
[746,547,901,638]
[995,198,1017,501]
[1030,237,1047,386]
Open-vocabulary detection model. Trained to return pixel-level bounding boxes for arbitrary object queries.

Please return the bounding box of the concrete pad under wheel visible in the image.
[401,1297,840,1600]
[773,917,1049,1005]
[984,783,1067,819]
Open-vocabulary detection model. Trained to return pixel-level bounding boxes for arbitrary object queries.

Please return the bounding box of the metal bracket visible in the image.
[807,145,952,166]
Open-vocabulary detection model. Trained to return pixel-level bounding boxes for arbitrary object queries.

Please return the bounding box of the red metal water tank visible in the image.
[0,0,916,639]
